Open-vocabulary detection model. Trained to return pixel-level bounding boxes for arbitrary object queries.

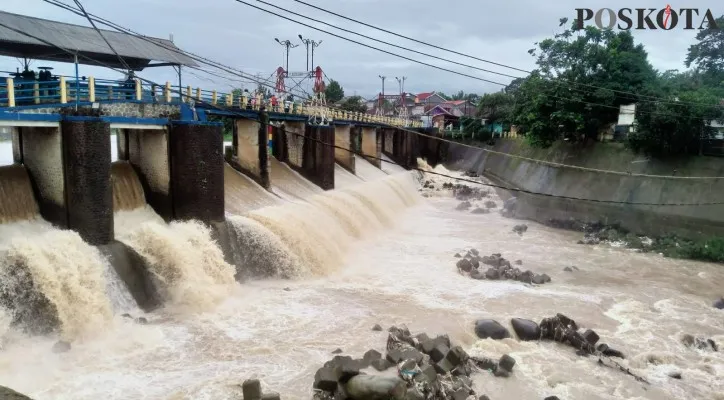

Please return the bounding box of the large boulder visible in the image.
[474,319,511,340]
[510,318,540,341]
[456,259,473,272]
[0,386,33,400]
[344,375,407,400]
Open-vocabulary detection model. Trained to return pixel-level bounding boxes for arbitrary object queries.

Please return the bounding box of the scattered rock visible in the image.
[498,354,516,372]
[454,253,462,258]
[344,375,407,399]
[597,343,625,359]
[510,318,540,341]
[512,224,528,234]
[135,317,148,325]
[544,397,561,400]
[713,297,724,310]
[532,274,551,284]
[242,379,262,400]
[283,287,291,291]
[563,267,573,272]
[0,386,33,400]
[471,207,490,214]
[372,324,383,331]
[484,201,497,209]
[332,348,343,354]
[668,371,682,379]
[681,334,718,352]
[484,268,500,280]
[370,358,392,371]
[52,340,71,353]
[474,319,511,340]
[456,258,474,273]
[456,201,472,211]
[582,329,600,346]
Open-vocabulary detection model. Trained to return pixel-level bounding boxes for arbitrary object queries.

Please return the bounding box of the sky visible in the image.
[0,0,720,100]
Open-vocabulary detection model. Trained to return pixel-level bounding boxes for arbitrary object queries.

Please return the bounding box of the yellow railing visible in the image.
[1,76,424,128]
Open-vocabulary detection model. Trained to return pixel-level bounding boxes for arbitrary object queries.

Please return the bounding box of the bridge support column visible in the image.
[20,119,113,245]
[333,124,355,173]
[281,121,305,169]
[360,126,381,168]
[229,118,270,189]
[168,121,224,223]
[302,125,335,190]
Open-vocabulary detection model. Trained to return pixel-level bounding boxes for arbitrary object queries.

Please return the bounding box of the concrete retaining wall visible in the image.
[334,125,355,173]
[443,139,724,238]
[169,122,224,223]
[232,119,270,188]
[61,119,113,245]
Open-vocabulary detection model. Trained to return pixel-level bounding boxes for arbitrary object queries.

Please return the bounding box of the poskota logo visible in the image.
[575,6,719,30]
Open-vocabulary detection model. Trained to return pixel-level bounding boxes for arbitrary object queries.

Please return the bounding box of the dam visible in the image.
[0,10,722,400]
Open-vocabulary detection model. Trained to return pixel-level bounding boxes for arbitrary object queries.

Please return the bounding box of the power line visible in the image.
[72,0,131,72]
[288,0,723,111]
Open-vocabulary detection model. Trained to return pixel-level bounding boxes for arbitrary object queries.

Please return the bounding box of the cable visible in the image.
[232,0,508,88]
[72,0,131,71]
[24,2,724,178]
[289,0,723,111]
[255,0,521,81]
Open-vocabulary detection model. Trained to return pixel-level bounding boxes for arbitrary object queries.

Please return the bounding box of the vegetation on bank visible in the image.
[581,224,724,263]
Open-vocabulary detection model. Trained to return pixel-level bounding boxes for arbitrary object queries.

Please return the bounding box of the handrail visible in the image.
[0,74,423,127]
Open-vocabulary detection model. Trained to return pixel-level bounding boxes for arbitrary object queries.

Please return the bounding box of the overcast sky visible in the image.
[0,0,720,99]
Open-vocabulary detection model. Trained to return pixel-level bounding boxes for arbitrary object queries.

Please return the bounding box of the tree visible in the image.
[255,84,272,98]
[477,91,514,124]
[513,21,658,146]
[325,79,344,103]
[339,95,367,113]
[685,15,724,78]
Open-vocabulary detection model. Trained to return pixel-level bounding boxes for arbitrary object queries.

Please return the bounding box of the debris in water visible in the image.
[454,250,551,285]
[512,224,528,234]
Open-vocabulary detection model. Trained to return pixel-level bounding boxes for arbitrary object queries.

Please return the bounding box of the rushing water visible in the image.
[0,151,722,399]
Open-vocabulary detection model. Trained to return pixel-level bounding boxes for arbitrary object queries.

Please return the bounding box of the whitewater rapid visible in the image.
[0,157,721,400]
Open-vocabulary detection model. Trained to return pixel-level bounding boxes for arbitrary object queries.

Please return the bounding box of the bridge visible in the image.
[0,9,432,251]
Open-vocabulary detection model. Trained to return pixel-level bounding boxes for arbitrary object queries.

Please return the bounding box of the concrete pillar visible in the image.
[333,124,355,173]
[383,128,394,156]
[61,118,113,245]
[116,129,129,160]
[10,127,22,163]
[21,126,67,227]
[168,121,224,223]
[282,121,305,169]
[271,125,288,162]
[302,125,335,190]
[231,118,270,188]
[127,128,172,220]
[360,126,381,168]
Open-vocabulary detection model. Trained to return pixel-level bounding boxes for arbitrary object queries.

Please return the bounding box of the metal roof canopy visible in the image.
[0,10,198,70]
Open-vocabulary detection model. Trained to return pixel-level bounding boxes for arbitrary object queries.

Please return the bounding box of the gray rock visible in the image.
[493,368,510,378]
[456,201,472,210]
[518,270,534,284]
[0,386,34,400]
[668,371,682,379]
[429,343,450,363]
[582,329,600,345]
[541,274,552,283]
[471,207,490,214]
[498,354,516,372]
[52,341,71,353]
[474,319,511,340]
[456,258,473,272]
[363,349,382,363]
[371,358,392,371]
[532,274,547,284]
[484,201,497,209]
[485,268,500,280]
[332,348,343,354]
[470,269,486,280]
[135,317,148,324]
[454,253,462,258]
[452,388,470,400]
[597,343,625,359]
[513,224,528,234]
[283,287,291,292]
[479,396,491,400]
[563,267,573,272]
[713,297,724,309]
[414,364,438,384]
[470,249,479,256]
[242,379,262,400]
[544,397,561,400]
[511,318,540,341]
[372,324,383,331]
[344,375,407,400]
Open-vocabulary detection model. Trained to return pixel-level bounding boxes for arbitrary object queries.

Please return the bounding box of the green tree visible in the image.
[514,21,657,146]
[339,95,367,113]
[477,91,514,124]
[325,79,345,103]
[685,15,724,79]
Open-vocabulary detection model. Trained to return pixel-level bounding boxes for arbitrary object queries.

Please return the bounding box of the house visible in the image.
[441,100,476,117]
[414,92,448,115]
[427,104,459,130]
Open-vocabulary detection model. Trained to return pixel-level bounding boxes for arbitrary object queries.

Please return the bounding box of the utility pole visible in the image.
[378,75,386,114]
[274,38,298,74]
[298,35,322,72]
[310,39,323,70]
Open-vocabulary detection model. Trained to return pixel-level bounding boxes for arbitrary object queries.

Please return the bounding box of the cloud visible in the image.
[0,0,719,98]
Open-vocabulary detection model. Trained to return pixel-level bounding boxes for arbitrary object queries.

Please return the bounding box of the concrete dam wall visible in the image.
[443,139,724,238]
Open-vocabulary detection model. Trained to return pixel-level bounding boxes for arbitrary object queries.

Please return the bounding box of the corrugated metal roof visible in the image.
[0,10,198,69]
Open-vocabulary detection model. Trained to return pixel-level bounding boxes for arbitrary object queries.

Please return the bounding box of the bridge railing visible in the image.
[0,76,423,128]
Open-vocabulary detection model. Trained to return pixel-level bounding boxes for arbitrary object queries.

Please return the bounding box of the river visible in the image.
[0,146,722,399]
